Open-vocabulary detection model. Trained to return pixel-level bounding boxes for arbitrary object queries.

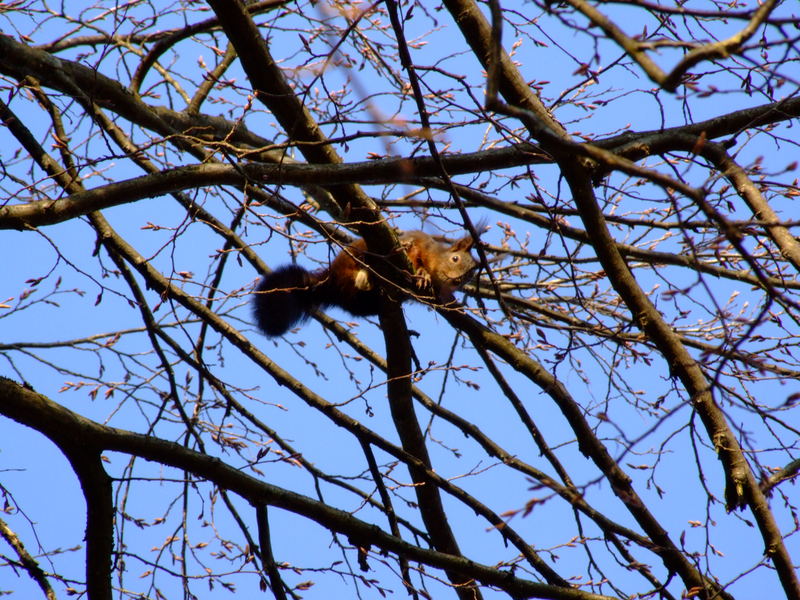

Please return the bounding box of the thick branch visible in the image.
[437,309,732,600]
[379,302,485,600]
[563,0,668,88]
[699,141,800,275]
[442,0,568,138]
[563,0,780,92]
[0,148,545,230]
[0,377,615,600]
[63,447,114,600]
[662,0,780,91]
[561,163,800,599]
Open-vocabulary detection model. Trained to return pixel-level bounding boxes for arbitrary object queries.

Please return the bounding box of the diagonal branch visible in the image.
[562,0,780,92]
[442,0,568,139]
[661,0,780,91]
[699,141,800,275]
[0,517,57,600]
[0,376,617,600]
[559,161,800,600]
[439,304,732,600]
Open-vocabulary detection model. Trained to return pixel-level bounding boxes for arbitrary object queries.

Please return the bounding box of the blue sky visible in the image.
[2,2,800,599]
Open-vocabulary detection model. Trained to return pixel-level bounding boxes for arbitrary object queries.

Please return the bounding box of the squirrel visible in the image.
[253,230,479,337]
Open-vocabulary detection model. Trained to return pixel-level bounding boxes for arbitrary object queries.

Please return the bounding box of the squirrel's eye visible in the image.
[451,255,460,263]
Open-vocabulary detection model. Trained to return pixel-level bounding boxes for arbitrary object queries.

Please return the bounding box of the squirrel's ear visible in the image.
[450,236,475,252]
[452,219,487,252]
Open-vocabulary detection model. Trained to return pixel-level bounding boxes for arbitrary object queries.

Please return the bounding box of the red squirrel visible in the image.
[253,230,479,336]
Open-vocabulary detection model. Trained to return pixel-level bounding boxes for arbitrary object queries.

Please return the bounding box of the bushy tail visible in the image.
[253,265,323,337]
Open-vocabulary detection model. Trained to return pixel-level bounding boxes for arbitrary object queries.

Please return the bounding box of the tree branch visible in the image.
[0,376,617,600]
[0,517,57,600]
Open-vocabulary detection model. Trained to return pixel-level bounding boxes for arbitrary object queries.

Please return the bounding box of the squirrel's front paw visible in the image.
[413,267,431,290]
